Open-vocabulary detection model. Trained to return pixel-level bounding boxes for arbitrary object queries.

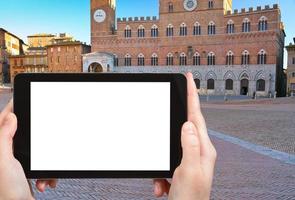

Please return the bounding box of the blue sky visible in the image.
[0,0,294,67]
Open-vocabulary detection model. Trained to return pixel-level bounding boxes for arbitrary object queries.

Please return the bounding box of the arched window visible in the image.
[124,54,132,66]
[226,51,234,65]
[193,52,201,65]
[241,50,250,65]
[195,79,201,89]
[138,25,145,38]
[138,53,145,66]
[193,22,201,35]
[166,24,174,37]
[168,2,173,13]
[207,52,215,65]
[180,23,187,36]
[208,21,216,35]
[227,20,235,34]
[242,18,251,32]
[114,54,119,66]
[256,79,265,91]
[257,49,267,65]
[124,25,132,38]
[258,16,268,31]
[151,24,159,37]
[225,79,234,90]
[166,53,174,66]
[179,52,187,66]
[207,79,215,90]
[208,0,214,9]
[151,53,158,66]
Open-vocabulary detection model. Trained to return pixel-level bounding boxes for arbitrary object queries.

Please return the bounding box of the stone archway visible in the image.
[88,62,103,73]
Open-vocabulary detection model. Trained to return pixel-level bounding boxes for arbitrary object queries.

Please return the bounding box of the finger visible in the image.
[153,179,170,197]
[48,179,58,188]
[36,180,48,192]
[180,122,201,168]
[0,99,13,126]
[0,113,17,158]
[186,73,212,153]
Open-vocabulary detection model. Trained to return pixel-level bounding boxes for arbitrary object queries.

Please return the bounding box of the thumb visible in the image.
[0,113,17,158]
[180,122,201,168]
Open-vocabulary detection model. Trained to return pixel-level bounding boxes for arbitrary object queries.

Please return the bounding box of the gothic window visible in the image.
[138,25,145,38]
[124,54,132,66]
[193,22,201,35]
[151,24,159,37]
[258,16,268,31]
[225,79,234,90]
[180,23,187,36]
[241,50,250,65]
[195,79,201,89]
[208,0,214,9]
[207,79,215,90]
[208,21,216,35]
[226,51,234,65]
[257,49,267,65]
[179,52,187,66]
[138,53,145,66]
[256,79,266,91]
[242,18,251,32]
[151,53,158,66]
[166,24,174,37]
[168,2,174,13]
[207,52,215,65]
[114,55,119,66]
[193,52,201,65]
[166,53,174,65]
[227,20,235,34]
[124,25,132,38]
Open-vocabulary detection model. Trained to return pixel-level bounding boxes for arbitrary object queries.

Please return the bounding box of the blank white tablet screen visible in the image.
[30,82,170,171]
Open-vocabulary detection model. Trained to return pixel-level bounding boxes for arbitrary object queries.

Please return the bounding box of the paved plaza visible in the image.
[1,90,295,199]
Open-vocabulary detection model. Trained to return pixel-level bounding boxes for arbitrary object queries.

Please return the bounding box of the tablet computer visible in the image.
[13,73,187,179]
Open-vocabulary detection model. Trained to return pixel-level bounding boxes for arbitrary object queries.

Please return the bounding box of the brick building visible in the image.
[27,33,55,48]
[0,28,27,84]
[286,38,295,95]
[85,0,286,96]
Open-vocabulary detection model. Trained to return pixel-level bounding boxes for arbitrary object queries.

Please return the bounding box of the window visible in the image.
[193,22,201,35]
[74,56,78,63]
[180,23,187,36]
[226,51,234,65]
[256,79,265,91]
[138,25,145,38]
[258,16,268,31]
[124,54,132,66]
[124,25,132,38]
[14,59,17,66]
[193,52,201,65]
[241,50,250,65]
[207,52,215,65]
[293,58,295,65]
[207,79,215,90]
[208,0,214,9]
[166,24,174,37]
[151,53,158,66]
[242,18,251,32]
[195,79,201,89]
[227,20,235,34]
[57,56,60,63]
[151,25,159,37]
[179,53,187,66]
[114,55,119,66]
[257,49,267,65]
[292,72,295,77]
[225,79,234,90]
[166,53,174,66]
[58,47,61,52]
[168,2,173,12]
[208,21,216,35]
[138,53,145,66]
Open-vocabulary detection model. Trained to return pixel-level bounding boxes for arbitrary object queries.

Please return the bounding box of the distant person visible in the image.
[0,73,217,200]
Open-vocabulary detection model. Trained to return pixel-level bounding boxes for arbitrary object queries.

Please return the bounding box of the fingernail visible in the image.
[183,122,194,135]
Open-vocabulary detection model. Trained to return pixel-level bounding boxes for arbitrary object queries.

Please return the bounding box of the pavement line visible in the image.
[209,129,295,165]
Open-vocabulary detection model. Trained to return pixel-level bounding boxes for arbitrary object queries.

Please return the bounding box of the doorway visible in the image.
[88,62,103,73]
[240,79,249,95]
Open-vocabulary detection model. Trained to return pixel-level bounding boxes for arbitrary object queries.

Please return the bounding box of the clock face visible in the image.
[183,0,197,11]
[94,9,106,23]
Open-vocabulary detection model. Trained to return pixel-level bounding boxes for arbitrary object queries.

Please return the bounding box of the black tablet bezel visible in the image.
[13,73,187,179]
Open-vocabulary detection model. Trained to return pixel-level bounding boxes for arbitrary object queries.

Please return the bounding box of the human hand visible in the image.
[0,100,57,200]
[153,73,217,200]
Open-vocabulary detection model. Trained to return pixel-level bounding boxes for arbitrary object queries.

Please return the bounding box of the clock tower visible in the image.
[91,0,116,47]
